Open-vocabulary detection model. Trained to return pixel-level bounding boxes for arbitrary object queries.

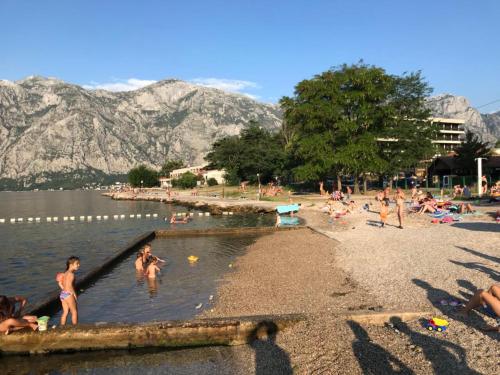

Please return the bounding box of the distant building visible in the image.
[430,117,465,153]
[159,164,226,188]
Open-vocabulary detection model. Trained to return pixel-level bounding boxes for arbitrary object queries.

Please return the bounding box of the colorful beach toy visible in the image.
[425,317,449,332]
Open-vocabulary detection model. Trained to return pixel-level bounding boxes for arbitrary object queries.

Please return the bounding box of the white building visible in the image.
[160,164,226,188]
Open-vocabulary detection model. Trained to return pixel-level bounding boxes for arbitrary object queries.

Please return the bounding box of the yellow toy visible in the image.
[187,255,199,263]
[425,317,449,332]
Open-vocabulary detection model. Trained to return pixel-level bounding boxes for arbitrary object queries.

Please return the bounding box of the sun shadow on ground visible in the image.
[348,320,414,375]
[248,321,293,375]
[449,260,500,282]
[455,246,500,264]
[450,222,500,233]
[389,317,481,375]
[412,279,492,336]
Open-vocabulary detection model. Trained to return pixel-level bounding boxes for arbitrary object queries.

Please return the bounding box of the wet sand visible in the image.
[202,204,500,374]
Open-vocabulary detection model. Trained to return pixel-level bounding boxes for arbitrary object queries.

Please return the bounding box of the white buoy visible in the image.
[47,217,52,222]
[229,212,234,215]
[96,215,101,220]
[79,216,85,221]
[28,217,34,222]
[103,215,109,220]
[0,219,5,223]
[205,212,210,216]
[53,217,58,221]
[17,218,24,222]
[87,216,92,221]
[153,213,158,218]
[69,216,75,221]
[222,212,228,215]
[145,214,151,218]
[35,217,41,222]
[128,214,134,218]
[10,218,16,223]
[120,214,125,219]
[189,213,194,217]
[136,214,141,218]
[63,216,68,221]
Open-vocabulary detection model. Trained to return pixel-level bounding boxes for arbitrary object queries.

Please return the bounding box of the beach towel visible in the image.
[440,216,453,224]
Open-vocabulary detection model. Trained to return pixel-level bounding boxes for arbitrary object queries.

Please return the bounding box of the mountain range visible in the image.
[0,77,498,190]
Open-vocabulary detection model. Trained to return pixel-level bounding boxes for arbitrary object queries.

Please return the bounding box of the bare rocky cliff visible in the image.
[0,77,281,189]
[425,94,498,144]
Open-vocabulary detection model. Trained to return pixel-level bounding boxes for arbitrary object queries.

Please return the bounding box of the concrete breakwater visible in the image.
[0,314,305,355]
[103,191,277,215]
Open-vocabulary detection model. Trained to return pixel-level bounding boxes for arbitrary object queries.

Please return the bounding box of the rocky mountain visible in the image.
[425,94,498,144]
[0,76,281,189]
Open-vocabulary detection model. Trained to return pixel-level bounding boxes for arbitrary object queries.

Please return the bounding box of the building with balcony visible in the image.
[430,117,465,153]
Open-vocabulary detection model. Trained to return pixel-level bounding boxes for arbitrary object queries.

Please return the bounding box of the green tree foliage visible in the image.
[206,177,218,186]
[128,165,159,187]
[159,159,185,177]
[172,172,198,189]
[455,131,491,175]
[280,62,435,192]
[205,121,286,185]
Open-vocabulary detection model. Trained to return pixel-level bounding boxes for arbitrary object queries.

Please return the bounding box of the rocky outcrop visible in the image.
[0,77,281,189]
[482,111,500,140]
[426,94,498,144]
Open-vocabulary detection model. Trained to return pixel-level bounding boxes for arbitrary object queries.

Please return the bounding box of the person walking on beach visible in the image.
[394,187,405,229]
[58,256,80,326]
[376,191,388,228]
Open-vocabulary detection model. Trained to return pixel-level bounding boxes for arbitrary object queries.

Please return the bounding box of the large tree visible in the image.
[280,62,435,193]
[128,165,159,187]
[455,131,491,175]
[205,121,286,185]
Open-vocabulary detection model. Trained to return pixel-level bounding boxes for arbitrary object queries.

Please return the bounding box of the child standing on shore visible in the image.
[58,256,80,326]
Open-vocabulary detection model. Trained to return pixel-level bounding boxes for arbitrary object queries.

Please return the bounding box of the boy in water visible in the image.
[58,256,80,325]
[135,250,145,271]
[145,257,161,279]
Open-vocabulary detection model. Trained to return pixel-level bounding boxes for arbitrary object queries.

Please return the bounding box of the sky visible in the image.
[1,0,499,111]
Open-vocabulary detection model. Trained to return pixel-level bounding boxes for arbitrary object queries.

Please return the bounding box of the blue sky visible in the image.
[1,0,499,111]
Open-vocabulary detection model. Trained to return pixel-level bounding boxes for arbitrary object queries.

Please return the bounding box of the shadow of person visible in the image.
[389,317,481,375]
[248,321,292,375]
[451,222,500,233]
[455,246,500,264]
[449,260,500,282]
[348,320,414,375]
[412,279,488,334]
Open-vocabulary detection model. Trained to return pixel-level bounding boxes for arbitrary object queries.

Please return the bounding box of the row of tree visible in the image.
[128,160,184,188]
[206,62,440,193]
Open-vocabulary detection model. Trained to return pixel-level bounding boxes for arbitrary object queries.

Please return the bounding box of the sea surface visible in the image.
[0,190,273,373]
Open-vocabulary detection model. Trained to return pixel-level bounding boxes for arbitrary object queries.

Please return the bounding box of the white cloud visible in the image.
[83,78,156,92]
[190,78,261,99]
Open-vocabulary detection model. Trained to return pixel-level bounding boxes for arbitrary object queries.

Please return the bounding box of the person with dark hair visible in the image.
[0,295,38,335]
[57,256,80,325]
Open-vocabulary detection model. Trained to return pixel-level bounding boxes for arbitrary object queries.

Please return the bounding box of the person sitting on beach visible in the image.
[417,196,437,214]
[452,185,463,199]
[145,257,161,279]
[456,202,475,214]
[459,283,500,331]
[410,186,418,202]
[0,295,38,335]
[135,250,145,271]
[58,256,80,326]
[463,185,471,199]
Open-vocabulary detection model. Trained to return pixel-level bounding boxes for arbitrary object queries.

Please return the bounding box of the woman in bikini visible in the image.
[394,187,405,229]
[0,295,38,335]
[58,256,80,326]
[460,283,500,332]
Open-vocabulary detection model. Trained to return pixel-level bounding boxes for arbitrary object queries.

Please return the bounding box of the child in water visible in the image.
[57,256,80,325]
[145,257,161,279]
[135,250,144,271]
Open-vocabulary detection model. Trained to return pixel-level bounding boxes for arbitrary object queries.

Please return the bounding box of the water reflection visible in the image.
[147,277,160,298]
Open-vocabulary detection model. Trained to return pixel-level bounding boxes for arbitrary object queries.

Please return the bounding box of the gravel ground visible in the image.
[201,203,499,374]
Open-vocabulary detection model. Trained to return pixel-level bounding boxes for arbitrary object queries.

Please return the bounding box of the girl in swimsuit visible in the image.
[394,188,405,229]
[58,256,80,326]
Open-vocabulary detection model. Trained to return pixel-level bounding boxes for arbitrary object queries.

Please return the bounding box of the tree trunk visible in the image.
[337,175,342,192]
[353,174,360,194]
[363,174,368,194]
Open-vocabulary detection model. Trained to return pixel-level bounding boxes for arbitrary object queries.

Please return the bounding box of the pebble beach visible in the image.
[200,199,500,374]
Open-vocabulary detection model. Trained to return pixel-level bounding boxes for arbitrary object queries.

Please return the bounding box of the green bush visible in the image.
[128,165,159,187]
[207,177,218,186]
[172,172,198,189]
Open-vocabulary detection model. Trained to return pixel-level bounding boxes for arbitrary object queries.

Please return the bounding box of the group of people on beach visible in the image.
[375,187,405,229]
[0,256,81,334]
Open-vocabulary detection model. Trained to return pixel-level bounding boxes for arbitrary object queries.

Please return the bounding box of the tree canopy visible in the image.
[128,165,159,187]
[171,172,198,189]
[159,159,185,177]
[280,62,435,192]
[205,121,286,185]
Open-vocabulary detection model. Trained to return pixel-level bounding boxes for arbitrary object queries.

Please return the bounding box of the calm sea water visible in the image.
[0,191,273,373]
